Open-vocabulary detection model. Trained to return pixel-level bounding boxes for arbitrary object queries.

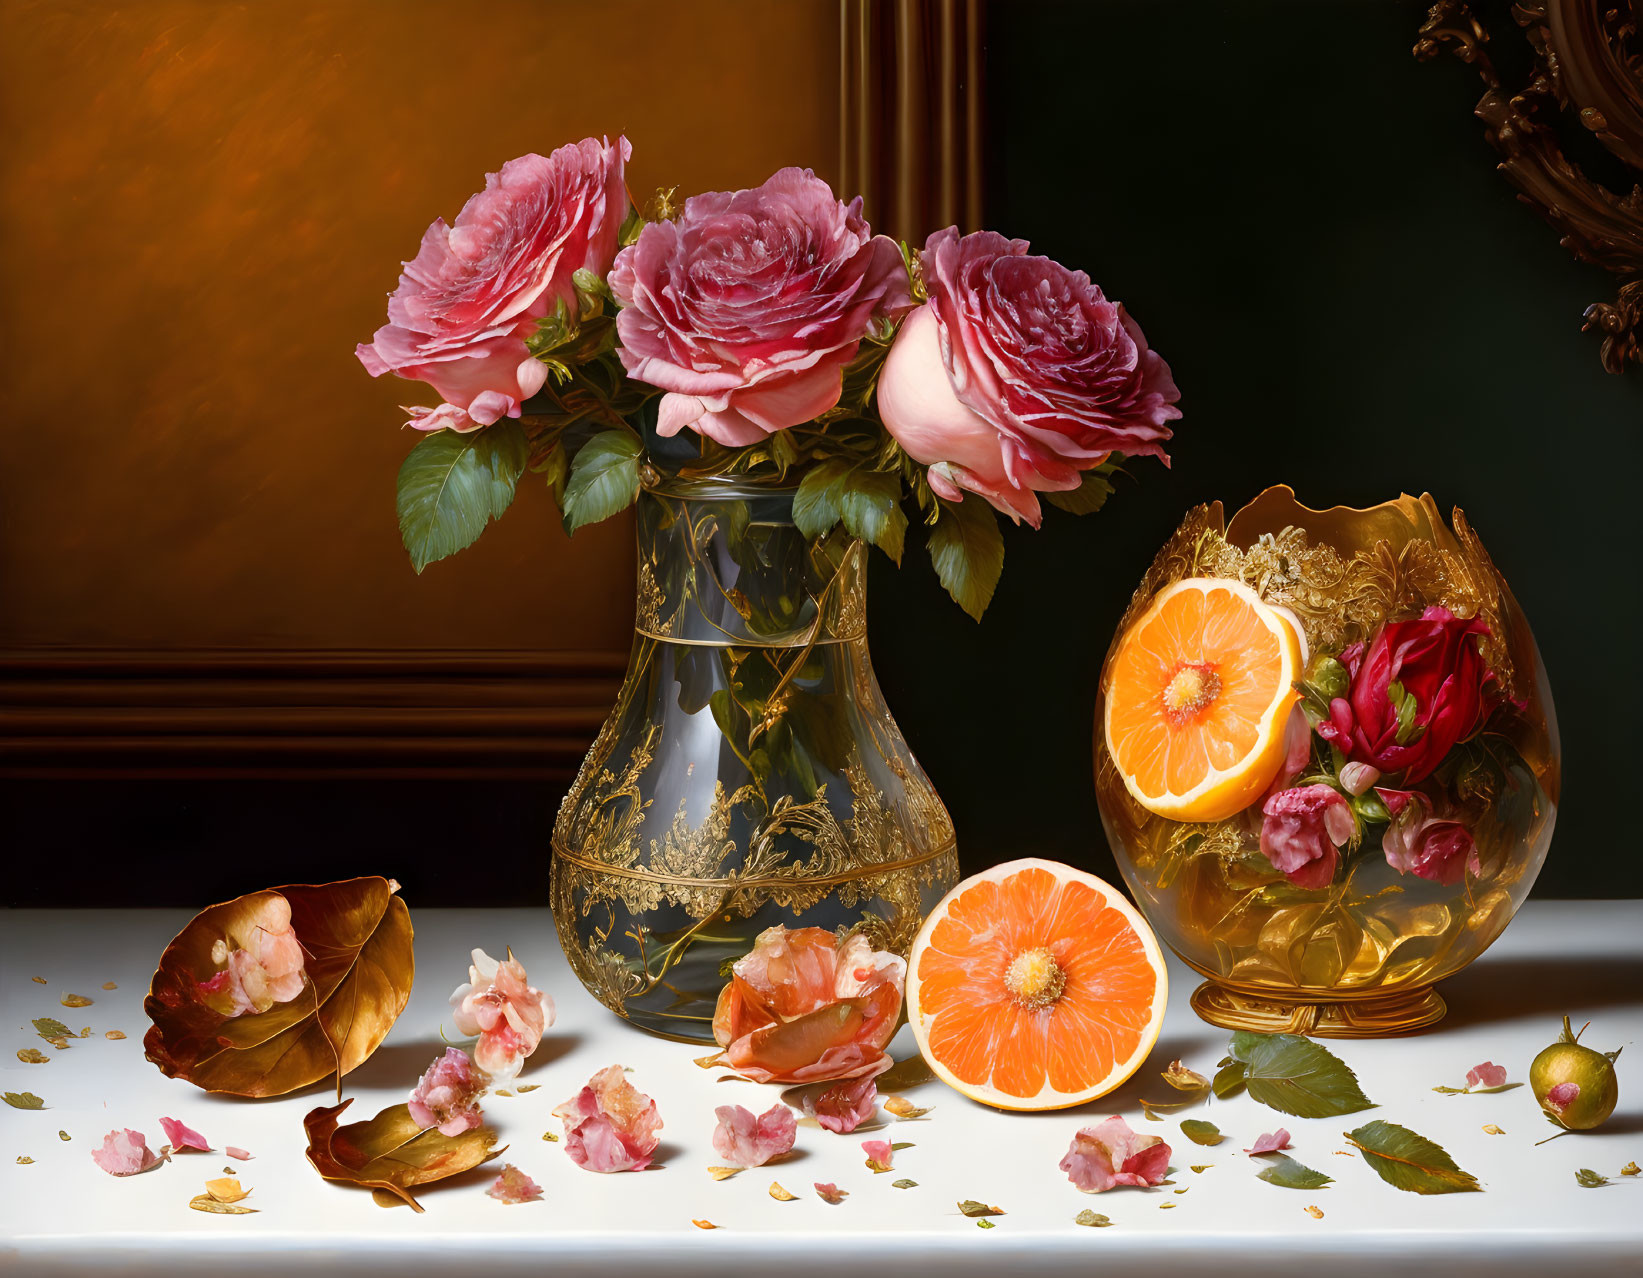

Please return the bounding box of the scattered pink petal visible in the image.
[225,1147,253,1161]
[486,1164,543,1204]
[450,948,555,1082]
[159,1116,211,1153]
[197,896,307,1016]
[1060,1115,1171,1193]
[1547,1081,1580,1113]
[91,1129,165,1176]
[408,1047,488,1137]
[862,1139,894,1172]
[1466,1061,1508,1090]
[711,1103,797,1168]
[814,1182,848,1204]
[553,1065,662,1173]
[1245,1129,1291,1155]
[805,1075,877,1134]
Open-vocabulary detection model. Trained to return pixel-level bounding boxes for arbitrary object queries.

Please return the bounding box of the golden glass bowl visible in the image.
[1093,487,1560,1036]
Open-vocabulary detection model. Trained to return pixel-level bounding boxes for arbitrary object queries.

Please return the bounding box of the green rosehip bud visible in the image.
[1531,1016,1621,1131]
[1307,654,1350,702]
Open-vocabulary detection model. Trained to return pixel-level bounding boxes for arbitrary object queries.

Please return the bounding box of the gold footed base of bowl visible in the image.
[1190,980,1447,1038]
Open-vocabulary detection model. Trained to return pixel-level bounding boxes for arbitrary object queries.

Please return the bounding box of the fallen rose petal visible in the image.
[883,1095,932,1119]
[1466,1061,1508,1090]
[91,1129,164,1176]
[711,1102,797,1168]
[1061,1116,1171,1193]
[204,1176,247,1203]
[814,1182,848,1204]
[487,1164,543,1204]
[1246,1129,1291,1155]
[806,1075,877,1134]
[862,1139,893,1172]
[553,1065,662,1173]
[160,1117,212,1152]
[226,1146,253,1160]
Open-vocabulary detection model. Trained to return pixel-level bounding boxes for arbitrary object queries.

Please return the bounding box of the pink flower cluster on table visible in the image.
[878,228,1179,526]
[1467,1061,1508,1090]
[487,1164,543,1204]
[408,1047,488,1137]
[196,895,306,1016]
[553,1065,662,1173]
[1060,1116,1171,1193]
[802,1075,879,1134]
[612,168,911,447]
[93,1118,247,1176]
[711,925,904,1085]
[449,948,555,1080]
[356,136,630,433]
[711,1103,797,1168]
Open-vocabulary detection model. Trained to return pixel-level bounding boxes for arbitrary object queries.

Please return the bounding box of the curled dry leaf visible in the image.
[31,977,45,985]
[303,1098,501,1213]
[1190,1164,1213,1174]
[769,1181,797,1201]
[1622,1161,1640,1177]
[144,877,413,1098]
[883,1095,932,1119]
[1162,1061,1210,1094]
[205,1176,248,1203]
[17,1156,34,1165]
[692,1219,718,1230]
[1482,1125,1505,1136]
[957,1199,1004,1217]
[60,994,93,1008]
[1074,1209,1112,1226]
[190,1194,258,1215]
[104,1031,126,1041]
[892,1178,918,1188]
[16,1049,48,1064]
[58,1130,70,1141]
[707,1166,740,1181]
[1305,1205,1324,1219]
[103,983,118,990]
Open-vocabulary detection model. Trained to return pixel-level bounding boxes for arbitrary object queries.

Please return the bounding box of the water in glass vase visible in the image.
[551,476,958,1042]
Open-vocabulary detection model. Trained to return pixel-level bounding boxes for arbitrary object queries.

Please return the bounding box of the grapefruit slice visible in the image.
[905,858,1168,1111]
[1103,576,1302,822]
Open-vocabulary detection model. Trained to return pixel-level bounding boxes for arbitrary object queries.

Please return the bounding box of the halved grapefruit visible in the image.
[1103,576,1302,823]
[905,859,1168,1111]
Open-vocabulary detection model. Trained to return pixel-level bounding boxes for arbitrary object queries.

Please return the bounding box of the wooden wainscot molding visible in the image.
[1415,0,1643,374]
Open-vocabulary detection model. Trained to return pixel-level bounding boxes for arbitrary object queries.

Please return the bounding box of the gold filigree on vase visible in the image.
[551,477,959,1042]
[1094,487,1559,1037]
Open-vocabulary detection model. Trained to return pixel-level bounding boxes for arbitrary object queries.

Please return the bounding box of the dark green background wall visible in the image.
[873,0,1640,899]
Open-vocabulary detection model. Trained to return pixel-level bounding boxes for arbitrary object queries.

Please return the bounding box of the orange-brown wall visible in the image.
[0,0,840,654]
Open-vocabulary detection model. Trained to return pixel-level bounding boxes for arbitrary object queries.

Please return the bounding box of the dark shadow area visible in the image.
[1440,957,1643,1031]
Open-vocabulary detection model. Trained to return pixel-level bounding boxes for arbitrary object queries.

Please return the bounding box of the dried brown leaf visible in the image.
[768,1182,797,1201]
[707,1166,740,1181]
[205,1176,248,1203]
[1622,1161,1640,1177]
[1073,1209,1111,1226]
[302,1098,501,1213]
[1158,1202,1177,1209]
[102,983,118,991]
[31,977,46,984]
[189,1194,258,1215]
[17,1156,34,1164]
[57,1130,69,1141]
[883,1095,932,1119]
[494,1090,513,1098]
[1163,1060,1211,1093]
[1190,1164,1213,1173]
[144,877,413,1098]
[1305,1204,1324,1219]
[1482,1124,1505,1136]
[16,1049,49,1064]
[32,1018,71,1040]
[515,1084,538,1094]
[60,994,93,1008]
[104,1031,126,1041]
[694,1052,726,1069]
[692,1219,718,1229]
[541,1131,559,1142]
[957,1199,1003,1217]
[372,1189,410,1209]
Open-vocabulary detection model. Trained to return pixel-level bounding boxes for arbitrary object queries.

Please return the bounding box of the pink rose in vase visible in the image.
[610,167,912,446]
[356,135,630,433]
[1377,788,1481,886]
[1259,784,1356,889]
[877,228,1180,526]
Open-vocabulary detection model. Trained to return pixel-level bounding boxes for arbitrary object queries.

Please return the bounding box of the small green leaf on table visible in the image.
[957,1199,1004,1217]
[1227,1031,1374,1118]
[3,1092,45,1110]
[1074,1209,1112,1226]
[32,1018,71,1041]
[1344,1120,1480,1194]
[1256,1155,1334,1190]
[1180,1119,1223,1146]
[1574,1168,1609,1188]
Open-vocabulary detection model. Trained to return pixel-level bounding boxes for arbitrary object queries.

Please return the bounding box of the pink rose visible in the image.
[711,925,904,1085]
[1316,606,1499,784]
[877,227,1180,526]
[610,168,911,447]
[91,1130,165,1177]
[1060,1116,1171,1193]
[449,948,555,1081]
[553,1065,662,1173]
[196,895,306,1017]
[1260,784,1355,889]
[711,1102,797,1167]
[804,1075,878,1134]
[408,1047,488,1137]
[1377,788,1480,886]
[356,136,630,433]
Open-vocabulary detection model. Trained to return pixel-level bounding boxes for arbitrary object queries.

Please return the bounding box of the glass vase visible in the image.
[1094,487,1559,1037]
[550,476,959,1042]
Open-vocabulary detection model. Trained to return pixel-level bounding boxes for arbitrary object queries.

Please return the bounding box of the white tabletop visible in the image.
[3,899,1640,1276]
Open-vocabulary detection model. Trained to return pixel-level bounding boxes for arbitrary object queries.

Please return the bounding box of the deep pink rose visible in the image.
[1316,606,1499,784]
[610,168,911,447]
[877,228,1180,526]
[1260,784,1355,889]
[553,1065,662,1174]
[1060,1116,1171,1193]
[357,136,630,433]
[1377,788,1480,886]
[408,1047,488,1137]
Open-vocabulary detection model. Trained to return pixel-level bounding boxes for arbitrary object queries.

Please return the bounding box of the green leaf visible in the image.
[792,459,852,539]
[32,1018,70,1040]
[892,1178,918,1189]
[1575,1168,1609,1188]
[1345,1120,1480,1194]
[562,429,642,534]
[1256,1155,1334,1190]
[1180,1119,1223,1146]
[1212,1060,1247,1098]
[927,497,1004,621]
[957,1199,1004,1217]
[838,468,907,563]
[396,420,529,573]
[1227,1032,1374,1118]
[3,1092,44,1109]
[1044,468,1116,515]
[1073,1209,1112,1226]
